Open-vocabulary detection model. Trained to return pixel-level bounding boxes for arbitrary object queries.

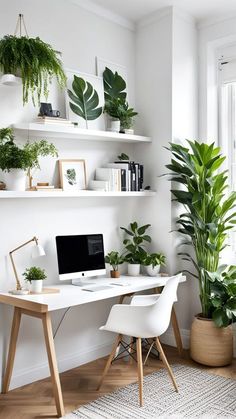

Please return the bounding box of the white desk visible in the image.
[0,275,185,417]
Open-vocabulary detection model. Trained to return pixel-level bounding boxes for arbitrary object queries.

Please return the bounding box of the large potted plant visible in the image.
[166,140,236,366]
[120,221,151,276]
[105,251,124,278]
[0,35,66,105]
[0,127,58,190]
[23,266,47,293]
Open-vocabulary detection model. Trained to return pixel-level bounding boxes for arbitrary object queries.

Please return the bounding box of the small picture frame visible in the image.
[59,159,87,191]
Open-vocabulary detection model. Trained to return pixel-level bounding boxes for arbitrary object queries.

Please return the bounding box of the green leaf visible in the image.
[137,224,151,235]
[142,235,151,243]
[120,227,133,236]
[130,222,138,233]
[212,308,229,327]
[68,75,102,124]
[103,67,127,101]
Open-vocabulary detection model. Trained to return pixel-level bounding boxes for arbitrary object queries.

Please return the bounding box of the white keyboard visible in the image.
[82,285,112,292]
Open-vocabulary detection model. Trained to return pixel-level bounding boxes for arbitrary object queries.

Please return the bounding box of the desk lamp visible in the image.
[9,236,45,295]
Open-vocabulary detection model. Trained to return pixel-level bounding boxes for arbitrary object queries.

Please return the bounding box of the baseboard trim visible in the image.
[161,328,190,349]
[10,340,113,390]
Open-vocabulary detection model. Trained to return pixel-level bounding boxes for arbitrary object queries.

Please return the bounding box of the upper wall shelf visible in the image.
[0,190,156,199]
[13,123,151,144]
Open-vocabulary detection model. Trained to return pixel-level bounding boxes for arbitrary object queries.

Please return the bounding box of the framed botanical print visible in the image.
[59,159,87,191]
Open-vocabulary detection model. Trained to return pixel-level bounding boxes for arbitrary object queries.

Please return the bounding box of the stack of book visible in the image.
[90,161,144,192]
[36,116,73,126]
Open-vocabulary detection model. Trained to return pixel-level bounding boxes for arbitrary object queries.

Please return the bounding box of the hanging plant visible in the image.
[0,15,66,105]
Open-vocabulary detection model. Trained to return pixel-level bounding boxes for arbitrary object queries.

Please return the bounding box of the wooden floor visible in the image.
[0,345,235,419]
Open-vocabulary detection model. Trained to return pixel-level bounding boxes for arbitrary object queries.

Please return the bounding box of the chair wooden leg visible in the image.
[129,337,134,364]
[136,337,143,407]
[155,337,178,392]
[2,307,22,393]
[171,307,183,356]
[97,334,122,390]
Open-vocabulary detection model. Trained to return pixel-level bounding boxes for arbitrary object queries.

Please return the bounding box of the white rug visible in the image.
[63,364,236,419]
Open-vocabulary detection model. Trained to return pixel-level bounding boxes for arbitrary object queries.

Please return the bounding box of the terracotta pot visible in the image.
[190,315,233,366]
[110,270,120,278]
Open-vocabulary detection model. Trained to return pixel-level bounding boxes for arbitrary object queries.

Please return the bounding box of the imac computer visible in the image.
[55,234,106,285]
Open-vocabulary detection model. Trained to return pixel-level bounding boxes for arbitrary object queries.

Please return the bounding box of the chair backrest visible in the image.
[144,274,181,337]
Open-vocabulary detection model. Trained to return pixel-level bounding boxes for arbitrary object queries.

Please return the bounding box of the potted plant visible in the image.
[0,35,66,105]
[166,140,236,366]
[23,266,47,293]
[191,265,236,366]
[120,221,151,276]
[105,251,124,278]
[0,127,58,190]
[119,103,138,135]
[104,97,125,133]
[142,252,166,276]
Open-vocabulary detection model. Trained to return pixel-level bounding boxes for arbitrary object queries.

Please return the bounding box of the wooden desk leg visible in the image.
[42,312,65,418]
[171,307,183,356]
[2,307,22,393]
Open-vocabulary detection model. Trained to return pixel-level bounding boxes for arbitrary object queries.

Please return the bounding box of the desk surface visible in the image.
[0,275,186,313]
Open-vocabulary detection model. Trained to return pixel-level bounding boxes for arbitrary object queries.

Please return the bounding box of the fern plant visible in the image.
[0,127,58,171]
[0,35,66,105]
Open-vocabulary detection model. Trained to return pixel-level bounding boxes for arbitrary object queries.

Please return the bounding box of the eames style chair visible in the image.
[97,274,181,406]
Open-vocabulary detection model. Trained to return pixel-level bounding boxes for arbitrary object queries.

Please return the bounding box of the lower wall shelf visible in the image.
[0,190,156,199]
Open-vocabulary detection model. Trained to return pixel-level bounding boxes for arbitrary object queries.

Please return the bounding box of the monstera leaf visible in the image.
[103,67,127,101]
[68,75,102,128]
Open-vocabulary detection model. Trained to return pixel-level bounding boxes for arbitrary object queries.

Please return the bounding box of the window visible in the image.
[219,56,236,191]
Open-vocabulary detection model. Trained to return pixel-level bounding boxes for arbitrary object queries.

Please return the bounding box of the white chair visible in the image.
[97,274,181,406]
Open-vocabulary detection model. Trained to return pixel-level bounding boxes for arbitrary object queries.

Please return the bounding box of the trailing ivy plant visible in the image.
[0,127,58,171]
[0,35,66,105]
[68,75,103,128]
[166,140,236,326]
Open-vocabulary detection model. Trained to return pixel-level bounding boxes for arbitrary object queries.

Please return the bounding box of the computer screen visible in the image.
[55,234,106,281]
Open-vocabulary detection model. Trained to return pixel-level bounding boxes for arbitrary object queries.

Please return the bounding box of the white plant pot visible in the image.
[108,119,120,133]
[128,263,140,276]
[3,169,26,191]
[124,128,134,135]
[146,265,160,277]
[0,73,22,86]
[30,280,43,293]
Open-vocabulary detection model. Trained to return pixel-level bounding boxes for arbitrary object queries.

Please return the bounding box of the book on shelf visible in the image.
[35,187,63,191]
[95,168,121,192]
[89,180,109,192]
[111,161,144,192]
[36,116,73,125]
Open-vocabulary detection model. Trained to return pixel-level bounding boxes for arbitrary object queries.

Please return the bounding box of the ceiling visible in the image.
[89,0,236,23]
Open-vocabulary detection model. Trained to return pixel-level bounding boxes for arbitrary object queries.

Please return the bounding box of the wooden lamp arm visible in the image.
[9,237,38,290]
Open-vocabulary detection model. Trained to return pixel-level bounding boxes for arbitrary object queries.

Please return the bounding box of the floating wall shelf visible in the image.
[0,190,156,199]
[13,123,151,144]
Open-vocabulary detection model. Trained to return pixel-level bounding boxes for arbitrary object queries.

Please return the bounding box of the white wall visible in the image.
[171,9,199,331]
[135,7,198,343]
[0,0,141,389]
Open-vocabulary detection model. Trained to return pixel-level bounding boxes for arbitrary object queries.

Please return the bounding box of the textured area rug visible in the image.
[63,365,236,418]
